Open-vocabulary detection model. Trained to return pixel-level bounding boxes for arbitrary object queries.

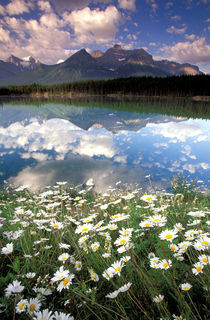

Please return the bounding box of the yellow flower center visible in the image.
[163,262,168,268]
[202,258,207,263]
[146,196,152,201]
[29,304,36,312]
[113,215,119,219]
[171,246,176,251]
[196,266,202,272]
[19,302,26,310]
[92,275,97,279]
[82,227,88,232]
[120,239,126,245]
[54,224,59,228]
[184,286,190,290]
[59,275,65,279]
[63,278,70,286]
[62,257,67,261]
[145,223,151,227]
[202,240,208,245]
[115,267,121,273]
[154,219,161,222]
[77,263,81,268]
[165,234,173,239]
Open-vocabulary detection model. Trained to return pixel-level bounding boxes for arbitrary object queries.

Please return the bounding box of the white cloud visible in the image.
[6,0,34,16]
[185,33,196,40]
[0,27,10,42]
[161,37,210,65]
[183,162,210,174]
[147,121,202,142]
[146,0,158,14]
[64,6,121,44]
[118,0,136,11]
[0,5,6,15]
[166,25,187,34]
[38,0,52,13]
[171,15,181,21]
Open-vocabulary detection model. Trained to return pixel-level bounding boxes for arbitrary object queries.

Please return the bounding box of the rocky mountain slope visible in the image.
[0,45,201,85]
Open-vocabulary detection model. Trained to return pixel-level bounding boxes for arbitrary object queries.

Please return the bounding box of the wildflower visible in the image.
[102,253,111,258]
[172,315,186,320]
[141,194,157,202]
[180,283,192,291]
[51,266,70,282]
[90,272,99,282]
[59,243,71,249]
[75,261,82,271]
[110,213,130,222]
[107,223,118,230]
[1,243,13,254]
[91,242,100,252]
[119,228,133,236]
[5,280,24,297]
[27,298,41,314]
[198,254,209,265]
[100,204,108,210]
[58,253,70,263]
[118,282,132,292]
[16,299,27,314]
[122,193,135,200]
[114,235,131,247]
[117,242,133,253]
[121,255,131,263]
[86,178,94,186]
[102,268,114,280]
[53,311,74,320]
[153,294,164,303]
[110,260,124,276]
[33,308,54,320]
[26,272,36,279]
[170,244,178,252]
[78,235,89,247]
[150,215,167,227]
[159,259,172,270]
[50,221,64,229]
[106,290,119,299]
[159,229,178,242]
[192,262,204,275]
[57,275,75,292]
[75,223,93,234]
[139,220,153,228]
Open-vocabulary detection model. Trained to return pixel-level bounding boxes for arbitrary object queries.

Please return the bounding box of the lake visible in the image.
[0,97,209,192]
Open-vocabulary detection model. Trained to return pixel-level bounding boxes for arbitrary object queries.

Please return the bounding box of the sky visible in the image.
[0,0,209,73]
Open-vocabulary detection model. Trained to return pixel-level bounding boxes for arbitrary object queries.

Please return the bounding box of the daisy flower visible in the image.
[86,178,94,186]
[141,194,157,202]
[75,261,82,271]
[114,235,131,247]
[50,221,64,229]
[110,260,124,276]
[172,315,186,320]
[106,290,119,299]
[180,283,192,291]
[170,244,178,252]
[119,228,133,236]
[1,242,13,254]
[192,262,204,275]
[159,259,172,270]
[90,272,99,282]
[58,253,70,263]
[102,268,114,280]
[59,243,71,249]
[150,215,167,227]
[118,282,132,292]
[27,298,41,314]
[198,254,209,265]
[26,272,36,279]
[91,242,100,252]
[16,299,27,314]
[153,294,164,303]
[139,220,154,228]
[53,311,74,320]
[159,229,178,242]
[75,223,93,234]
[51,266,69,282]
[102,253,111,258]
[57,275,75,292]
[33,308,54,320]
[5,280,24,297]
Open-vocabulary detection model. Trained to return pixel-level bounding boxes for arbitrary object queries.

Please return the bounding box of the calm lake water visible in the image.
[0,97,209,192]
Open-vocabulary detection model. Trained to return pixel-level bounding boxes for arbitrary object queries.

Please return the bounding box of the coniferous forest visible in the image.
[0,75,209,97]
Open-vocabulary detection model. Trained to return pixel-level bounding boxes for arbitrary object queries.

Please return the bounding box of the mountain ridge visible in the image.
[0,45,202,85]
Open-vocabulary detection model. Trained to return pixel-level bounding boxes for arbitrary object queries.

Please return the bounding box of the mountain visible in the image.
[0,45,202,85]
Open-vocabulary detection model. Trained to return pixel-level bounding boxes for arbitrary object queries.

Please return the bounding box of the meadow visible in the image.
[0,176,209,320]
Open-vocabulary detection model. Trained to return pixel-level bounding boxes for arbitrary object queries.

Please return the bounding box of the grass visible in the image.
[0,177,209,320]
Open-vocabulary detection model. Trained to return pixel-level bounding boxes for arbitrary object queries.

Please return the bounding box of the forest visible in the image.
[0,75,209,97]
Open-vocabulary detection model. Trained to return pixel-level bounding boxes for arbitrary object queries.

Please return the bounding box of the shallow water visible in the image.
[0,97,209,192]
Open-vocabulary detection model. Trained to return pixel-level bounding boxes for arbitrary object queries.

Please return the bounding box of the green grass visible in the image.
[0,178,209,320]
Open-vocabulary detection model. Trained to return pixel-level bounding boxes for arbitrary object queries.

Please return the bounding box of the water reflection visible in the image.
[0,99,209,191]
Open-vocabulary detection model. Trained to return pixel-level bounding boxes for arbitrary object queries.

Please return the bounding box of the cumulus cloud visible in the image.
[147,121,202,142]
[118,0,136,11]
[166,25,187,34]
[64,6,121,44]
[161,37,210,65]
[185,33,196,40]
[6,0,34,16]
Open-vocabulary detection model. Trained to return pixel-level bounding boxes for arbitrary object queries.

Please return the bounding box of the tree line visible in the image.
[0,75,209,97]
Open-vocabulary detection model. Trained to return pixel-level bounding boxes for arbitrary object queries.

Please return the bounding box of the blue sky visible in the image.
[0,0,209,73]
